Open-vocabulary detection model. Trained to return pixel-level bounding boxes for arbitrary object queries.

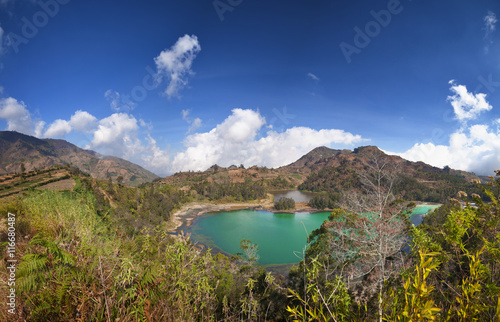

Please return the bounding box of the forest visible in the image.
[0,162,499,321]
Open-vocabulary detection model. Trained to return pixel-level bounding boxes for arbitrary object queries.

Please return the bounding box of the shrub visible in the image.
[274,197,295,210]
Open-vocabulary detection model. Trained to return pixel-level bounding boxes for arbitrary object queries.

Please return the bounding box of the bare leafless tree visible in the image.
[324,156,411,322]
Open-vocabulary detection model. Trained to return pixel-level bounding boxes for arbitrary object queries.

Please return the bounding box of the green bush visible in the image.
[274,197,295,210]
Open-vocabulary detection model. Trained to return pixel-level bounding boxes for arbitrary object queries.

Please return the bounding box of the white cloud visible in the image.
[181,109,202,133]
[155,34,201,98]
[307,72,320,81]
[44,110,97,138]
[447,81,492,122]
[44,119,72,137]
[189,117,202,133]
[0,97,45,137]
[398,123,500,176]
[105,89,135,111]
[170,108,364,172]
[142,135,171,171]
[0,99,365,176]
[393,81,499,176]
[139,118,153,130]
[181,109,190,121]
[484,11,497,35]
[70,110,98,132]
[0,26,4,54]
[484,11,497,53]
[88,113,140,157]
[216,108,265,143]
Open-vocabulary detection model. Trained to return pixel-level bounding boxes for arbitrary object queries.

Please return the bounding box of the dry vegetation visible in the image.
[0,165,73,199]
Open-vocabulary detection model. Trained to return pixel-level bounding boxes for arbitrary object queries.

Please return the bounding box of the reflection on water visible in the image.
[271,190,316,202]
[189,204,440,266]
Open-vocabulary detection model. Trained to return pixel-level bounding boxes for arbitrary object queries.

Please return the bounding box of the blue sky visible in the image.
[1,0,500,176]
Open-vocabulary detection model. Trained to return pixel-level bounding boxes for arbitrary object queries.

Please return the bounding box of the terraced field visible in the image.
[0,166,74,199]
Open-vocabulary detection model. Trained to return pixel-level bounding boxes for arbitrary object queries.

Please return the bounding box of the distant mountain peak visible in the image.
[353,145,383,155]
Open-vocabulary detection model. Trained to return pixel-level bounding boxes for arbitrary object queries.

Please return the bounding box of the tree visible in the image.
[274,197,295,210]
[117,176,124,185]
[106,174,114,195]
[308,156,412,322]
[238,239,260,265]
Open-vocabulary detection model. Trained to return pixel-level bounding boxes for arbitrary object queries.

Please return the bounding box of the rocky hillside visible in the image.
[162,145,485,203]
[0,131,158,186]
[160,164,300,190]
[281,146,484,202]
[280,145,481,183]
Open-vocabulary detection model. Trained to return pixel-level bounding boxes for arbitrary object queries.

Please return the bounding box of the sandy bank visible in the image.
[166,197,272,233]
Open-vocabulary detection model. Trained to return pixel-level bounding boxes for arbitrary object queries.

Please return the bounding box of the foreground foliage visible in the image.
[0,181,288,321]
[1,169,499,321]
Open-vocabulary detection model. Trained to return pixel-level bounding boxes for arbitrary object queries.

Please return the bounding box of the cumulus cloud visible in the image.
[170,108,364,172]
[398,123,500,176]
[142,135,171,171]
[155,34,201,98]
[89,113,140,157]
[44,119,72,137]
[307,72,320,81]
[447,81,492,122]
[0,99,366,176]
[44,110,98,137]
[0,97,45,137]
[70,110,98,132]
[393,82,499,176]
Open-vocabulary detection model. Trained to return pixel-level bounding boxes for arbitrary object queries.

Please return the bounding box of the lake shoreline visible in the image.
[166,198,331,234]
[167,198,441,267]
[167,195,441,235]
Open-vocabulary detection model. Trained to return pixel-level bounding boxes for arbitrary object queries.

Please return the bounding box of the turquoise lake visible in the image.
[188,205,440,266]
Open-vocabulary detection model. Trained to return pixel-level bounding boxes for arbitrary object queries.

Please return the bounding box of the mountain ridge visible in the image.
[161,145,484,203]
[0,131,158,186]
[279,145,479,182]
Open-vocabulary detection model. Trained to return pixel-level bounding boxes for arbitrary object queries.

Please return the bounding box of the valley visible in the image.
[0,131,498,321]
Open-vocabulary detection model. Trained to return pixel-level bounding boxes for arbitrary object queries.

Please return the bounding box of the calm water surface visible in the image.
[271,190,316,202]
[189,205,440,265]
